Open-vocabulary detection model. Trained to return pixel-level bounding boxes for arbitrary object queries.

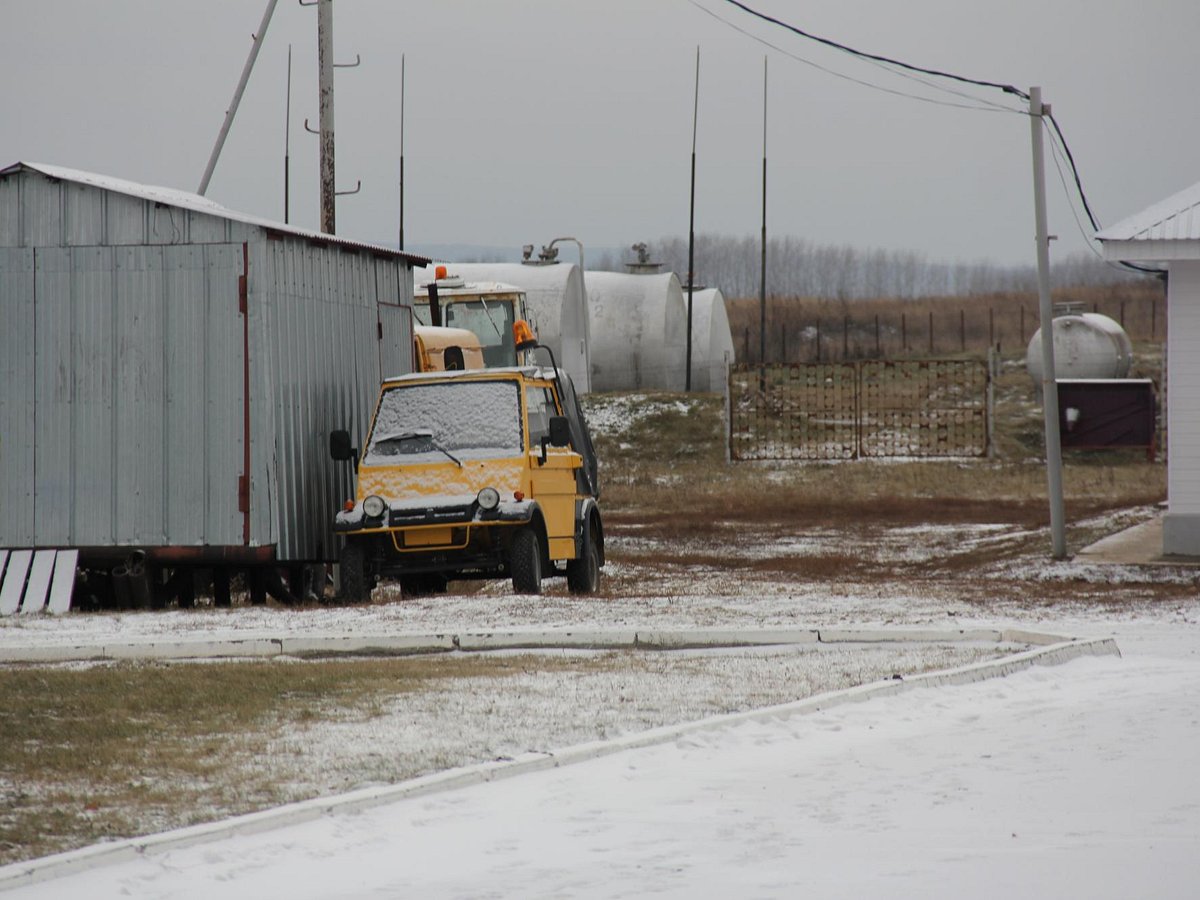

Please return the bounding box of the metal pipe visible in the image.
[686,47,700,392]
[198,0,279,195]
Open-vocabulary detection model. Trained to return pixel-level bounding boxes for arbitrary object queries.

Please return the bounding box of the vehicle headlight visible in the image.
[363,495,386,518]
[477,487,500,511]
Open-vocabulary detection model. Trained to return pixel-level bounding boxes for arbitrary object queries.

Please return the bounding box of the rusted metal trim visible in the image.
[240,243,251,545]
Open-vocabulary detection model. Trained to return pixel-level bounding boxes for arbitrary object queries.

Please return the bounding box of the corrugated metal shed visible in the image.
[0,161,429,564]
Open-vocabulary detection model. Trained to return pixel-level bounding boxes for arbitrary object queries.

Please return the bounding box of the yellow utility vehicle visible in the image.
[329,332,602,599]
[414,267,530,368]
[412,325,485,372]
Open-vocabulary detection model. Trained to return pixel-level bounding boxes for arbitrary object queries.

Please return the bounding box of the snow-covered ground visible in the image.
[3,611,1198,899]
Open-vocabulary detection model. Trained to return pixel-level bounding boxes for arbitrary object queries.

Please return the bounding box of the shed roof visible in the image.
[1096,178,1200,262]
[0,161,431,266]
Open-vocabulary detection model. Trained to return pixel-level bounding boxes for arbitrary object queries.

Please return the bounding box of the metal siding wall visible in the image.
[202,245,246,545]
[65,247,117,545]
[21,176,63,247]
[163,245,213,543]
[0,248,36,545]
[32,248,75,543]
[249,241,409,561]
[105,192,146,245]
[147,203,188,244]
[188,212,227,244]
[0,177,20,246]
[113,247,167,544]
[64,182,105,246]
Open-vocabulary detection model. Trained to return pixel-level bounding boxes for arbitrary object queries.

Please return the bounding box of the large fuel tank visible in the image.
[1026,312,1133,383]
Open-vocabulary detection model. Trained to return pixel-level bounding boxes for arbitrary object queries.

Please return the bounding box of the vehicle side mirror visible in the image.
[330,429,357,464]
[548,416,571,447]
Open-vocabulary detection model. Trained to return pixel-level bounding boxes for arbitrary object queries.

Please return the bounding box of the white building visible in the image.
[1097,182,1200,555]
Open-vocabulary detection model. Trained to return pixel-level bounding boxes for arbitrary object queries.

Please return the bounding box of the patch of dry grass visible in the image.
[0,655,636,865]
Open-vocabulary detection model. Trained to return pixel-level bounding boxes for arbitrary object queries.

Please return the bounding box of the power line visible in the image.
[688,0,1024,115]
[714,0,1165,278]
[718,0,1028,100]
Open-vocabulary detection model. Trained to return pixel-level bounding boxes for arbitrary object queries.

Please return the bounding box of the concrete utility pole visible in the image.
[198,0,279,196]
[318,0,336,234]
[1029,86,1067,559]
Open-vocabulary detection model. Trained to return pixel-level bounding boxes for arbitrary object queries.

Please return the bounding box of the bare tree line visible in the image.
[590,234,1147,299]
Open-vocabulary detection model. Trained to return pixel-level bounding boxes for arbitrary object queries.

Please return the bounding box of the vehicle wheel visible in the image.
[340,541,370,603]
[510,527,543,595]
[566,524,601,594]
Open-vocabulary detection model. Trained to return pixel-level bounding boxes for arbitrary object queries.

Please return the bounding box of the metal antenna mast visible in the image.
[686,47,700,392]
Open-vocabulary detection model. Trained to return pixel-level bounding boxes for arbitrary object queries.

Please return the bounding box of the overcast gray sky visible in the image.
[3,0,1198,266]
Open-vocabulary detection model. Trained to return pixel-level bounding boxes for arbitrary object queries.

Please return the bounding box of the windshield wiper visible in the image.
[372,429,462,468]
[477,296,505,341]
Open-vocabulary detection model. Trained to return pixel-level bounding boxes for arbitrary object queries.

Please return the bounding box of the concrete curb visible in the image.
[0,626,1045,664]
[0,633,1119,892]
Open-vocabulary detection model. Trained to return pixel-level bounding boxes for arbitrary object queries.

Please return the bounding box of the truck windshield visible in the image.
[415,299,517,367]
[364,379,523,466]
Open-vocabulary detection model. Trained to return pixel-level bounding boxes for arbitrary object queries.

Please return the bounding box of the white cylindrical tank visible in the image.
[586,271,688,392]
[1026,312,1133,383]
[687,288,735,392]
[415,262,591,391]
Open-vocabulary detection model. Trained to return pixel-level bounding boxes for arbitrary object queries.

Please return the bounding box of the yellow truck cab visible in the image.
[413,325,485,371]
[414,269,531,368]
[329,360,602,599]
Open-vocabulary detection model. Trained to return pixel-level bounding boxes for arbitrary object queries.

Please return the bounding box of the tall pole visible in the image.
[398,53,405,252]
[284,44,292,224]
[758,56,768,389]
[318,0,336,234]
[198,0,279,195]
[1029,86,1066,558]
[686,47,700,392]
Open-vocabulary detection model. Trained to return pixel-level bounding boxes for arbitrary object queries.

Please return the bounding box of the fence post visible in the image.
[986,347,996,459]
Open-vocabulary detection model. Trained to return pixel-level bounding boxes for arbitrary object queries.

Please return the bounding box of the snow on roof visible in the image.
[382,365,553,386]
[1095,178,1200,244]
[2,161,431,266]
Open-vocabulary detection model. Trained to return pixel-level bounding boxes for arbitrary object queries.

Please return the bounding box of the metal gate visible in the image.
[728,359,991,461]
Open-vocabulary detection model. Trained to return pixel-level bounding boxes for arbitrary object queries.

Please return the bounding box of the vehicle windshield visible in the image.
[364,379,523,466]
[414,298,517,367]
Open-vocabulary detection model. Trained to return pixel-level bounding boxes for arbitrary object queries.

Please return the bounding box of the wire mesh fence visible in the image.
[728,359,991,461]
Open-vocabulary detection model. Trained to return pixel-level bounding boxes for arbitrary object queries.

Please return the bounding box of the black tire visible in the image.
[566,523,601,594]
[510,527,543,595]
[340,541,370,603]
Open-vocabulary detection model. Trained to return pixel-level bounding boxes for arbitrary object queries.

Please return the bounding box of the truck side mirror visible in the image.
[548,416,571,447]
[329,429,358,464]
